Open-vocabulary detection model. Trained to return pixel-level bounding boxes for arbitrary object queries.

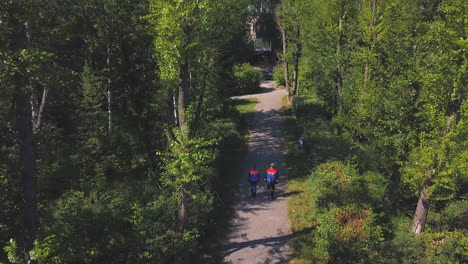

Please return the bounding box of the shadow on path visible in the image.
[223,227,314,264]
[223,83,292,264]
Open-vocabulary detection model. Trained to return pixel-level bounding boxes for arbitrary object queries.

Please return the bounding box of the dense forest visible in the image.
[0,0,466,263]
[278,0,467,263]
[0,0,264,263]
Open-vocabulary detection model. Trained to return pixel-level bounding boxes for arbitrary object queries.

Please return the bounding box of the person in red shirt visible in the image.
[248,165,260,198]
[264,163,279,199]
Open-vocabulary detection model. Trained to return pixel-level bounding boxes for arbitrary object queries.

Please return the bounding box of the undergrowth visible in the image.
[284,91,468,263]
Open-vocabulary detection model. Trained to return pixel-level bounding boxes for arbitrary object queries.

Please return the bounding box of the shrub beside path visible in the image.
[223,81,291,264]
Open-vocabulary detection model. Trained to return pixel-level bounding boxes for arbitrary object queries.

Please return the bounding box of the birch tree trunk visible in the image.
[279,25,290,98]
[411,96,462,235]
[411,168,432,234]
[364,0,378,84]
[178,61,189,133]
[336,11,344,113]
[292,52,299,96]
[291,27,301,97]
[176,61,190,233]
[277,2,291,98]
[176,22,192,231]
[33,87,48,130]
[106,41,112,144]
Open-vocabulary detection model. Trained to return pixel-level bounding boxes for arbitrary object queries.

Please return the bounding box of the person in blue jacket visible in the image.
[265,163,279,199]
[248,165,259,197]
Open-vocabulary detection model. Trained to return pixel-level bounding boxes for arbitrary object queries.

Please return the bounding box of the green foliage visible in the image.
[161,128,218,187]
[402,100,468,202]
[313,205,384,264]
[305,162,385,263]
[1,0,254,263]
[429,199,468,231]
[159,128,218,259]
[285,0,467,262]
[389,217,468,264]
[309,162,386,209]
[30,236,56,262]
[3,239,21,264]
[130,192,193,263]
[273,64,285,87]
[1,0,465,263]
[231,63,262,95]
[0,172,19,260]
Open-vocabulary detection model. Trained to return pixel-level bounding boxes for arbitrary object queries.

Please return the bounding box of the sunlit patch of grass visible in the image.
[235,98,258,137]
[236,98,258,115]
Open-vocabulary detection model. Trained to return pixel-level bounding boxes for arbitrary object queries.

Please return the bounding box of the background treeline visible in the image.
[0,0,264,263]
[277,0,467,263]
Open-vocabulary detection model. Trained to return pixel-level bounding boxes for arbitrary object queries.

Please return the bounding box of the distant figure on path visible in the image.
[265,163,279,199]
[248,165,260,198]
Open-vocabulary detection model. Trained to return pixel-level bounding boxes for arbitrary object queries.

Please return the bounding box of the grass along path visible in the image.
[283,94,354,263]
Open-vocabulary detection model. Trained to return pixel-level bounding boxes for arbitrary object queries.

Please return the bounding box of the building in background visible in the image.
[248,1,280,64]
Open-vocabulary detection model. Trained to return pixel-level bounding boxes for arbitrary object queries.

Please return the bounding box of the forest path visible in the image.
[223,81,291,264]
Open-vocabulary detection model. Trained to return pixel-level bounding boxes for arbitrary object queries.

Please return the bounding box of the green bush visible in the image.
[308,161,386,209]
[273,64,285,87]
[232,63,262,95]
[389,217,468,264]
[428,199,468,231]
[313,204,384,264]
[306,162,387,263]
[0,172,20,263]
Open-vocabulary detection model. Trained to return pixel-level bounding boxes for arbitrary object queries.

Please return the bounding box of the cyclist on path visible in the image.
[265,163,279,199]
[248,165,260,198]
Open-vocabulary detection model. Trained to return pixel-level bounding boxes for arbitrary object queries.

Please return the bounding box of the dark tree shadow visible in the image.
[223,227,314,264]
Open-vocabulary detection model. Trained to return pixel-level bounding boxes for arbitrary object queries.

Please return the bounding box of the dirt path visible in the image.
[223,81,291,264]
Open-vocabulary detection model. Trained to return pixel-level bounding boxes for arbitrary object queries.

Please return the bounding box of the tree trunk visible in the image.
[9,6,39,261]
[177,186,190,233]
[107,88,112,141]
[364,0,378,84]
[336,69,343,113]
[175,63,189,232]
[279,26,290,97]
[336,13,344,113]
[291,27,301,97]
[166,88,177,125]
[34,87,48,130]
[16,92,39,263]
[411,168,433,234]
[106,41,112,144]
[411,92,463,235]
[292,53,299,96]
[178,61,189,133]
[192,72,207,135]
[175,24,193,234]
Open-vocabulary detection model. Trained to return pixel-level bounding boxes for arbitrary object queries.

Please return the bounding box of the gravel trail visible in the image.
[223,80,291,264]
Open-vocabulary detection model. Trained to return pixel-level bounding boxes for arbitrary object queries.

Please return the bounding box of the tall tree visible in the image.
[7,2,39,262]
[276,0,308,99]
[405,0,467,234]
[149,0,252,234]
